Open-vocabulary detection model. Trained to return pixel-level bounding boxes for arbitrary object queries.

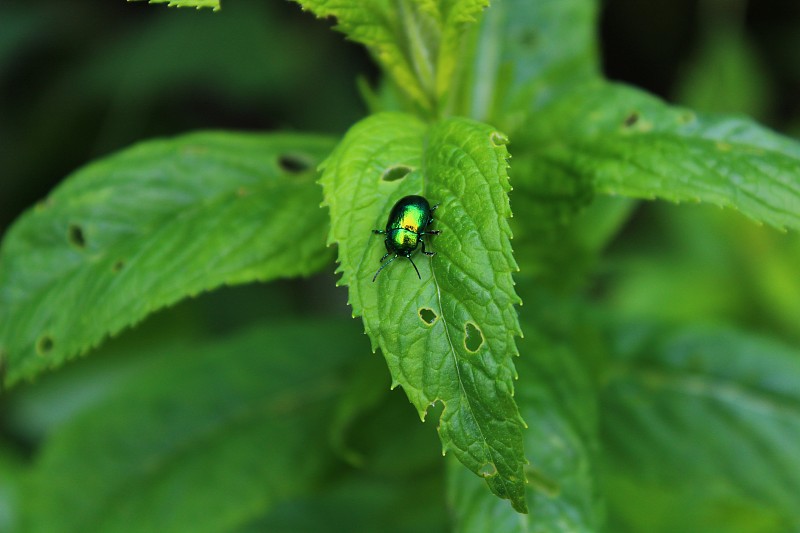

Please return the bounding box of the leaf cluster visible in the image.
[1,0,800,531]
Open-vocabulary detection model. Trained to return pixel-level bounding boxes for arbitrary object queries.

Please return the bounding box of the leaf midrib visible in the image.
[431,262,512,498]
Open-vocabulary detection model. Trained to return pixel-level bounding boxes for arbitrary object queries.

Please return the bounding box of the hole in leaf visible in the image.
[490,132,508,146]
[278,154,312,174]
[381,165,412,182]
[479,463,497,478]
[623,112,639,127]
[464,322,483,352]
[68,224,86,249]
[36,335,54,356]
[112,260,125,273]
[418,307,438,325]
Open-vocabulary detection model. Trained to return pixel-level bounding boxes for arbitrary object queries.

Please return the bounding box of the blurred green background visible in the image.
[1,0,800,531]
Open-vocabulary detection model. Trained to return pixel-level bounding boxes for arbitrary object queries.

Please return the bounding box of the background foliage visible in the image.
[2,0,800,531]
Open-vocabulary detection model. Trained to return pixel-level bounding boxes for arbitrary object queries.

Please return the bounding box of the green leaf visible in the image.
[453,0,609,288]
[448,305,602,532]
[130,0,220,10]
[293,0,489,114]
[601,324,800,532]
[320,112,527,512]
[460,0,599,125]
[0,132,336,387]
[23,320,362,533]
[522,80,800,231]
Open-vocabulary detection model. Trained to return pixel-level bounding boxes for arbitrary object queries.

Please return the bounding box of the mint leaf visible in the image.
[320,113,527,512]
[461,0,599,124]
[448,323,601,532]
[293,0,489,114]
[452,0,606,287]
[522,80,800,231]
[0,132,335,387]
[131,0,220,10]
[602,325,800,532]
[23,321,361,533]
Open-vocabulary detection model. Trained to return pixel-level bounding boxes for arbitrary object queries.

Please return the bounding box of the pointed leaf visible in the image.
[521,81,800,231]
[0,132,335,387]
[320,112,527,512]
[23,321,362,533]
[448,316,602,532]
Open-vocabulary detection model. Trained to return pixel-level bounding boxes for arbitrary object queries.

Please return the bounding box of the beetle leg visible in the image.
[372,254,398,282]
[407,254,422,280]
[373,229,386,234]
[379,252,391,263]
[421,239,436,256]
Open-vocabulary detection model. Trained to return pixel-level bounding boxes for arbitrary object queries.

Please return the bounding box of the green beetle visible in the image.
[372,195,441,282]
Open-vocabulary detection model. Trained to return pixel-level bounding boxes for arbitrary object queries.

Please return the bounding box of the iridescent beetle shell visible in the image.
[372,195,440,282]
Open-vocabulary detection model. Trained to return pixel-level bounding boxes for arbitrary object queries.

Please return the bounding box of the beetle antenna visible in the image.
[372,254,397,282]
[407,255,421,280]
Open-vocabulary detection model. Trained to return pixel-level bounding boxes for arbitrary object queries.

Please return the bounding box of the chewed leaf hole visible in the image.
[68,224,86,249]
[464,322,483,352]
[36,335,54,356]
[479,462,497,478]
[490,132,508,146]
[278,153,313,174]
[418,307,438,325]
[623,112,639,127]
[381,165,412,182]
